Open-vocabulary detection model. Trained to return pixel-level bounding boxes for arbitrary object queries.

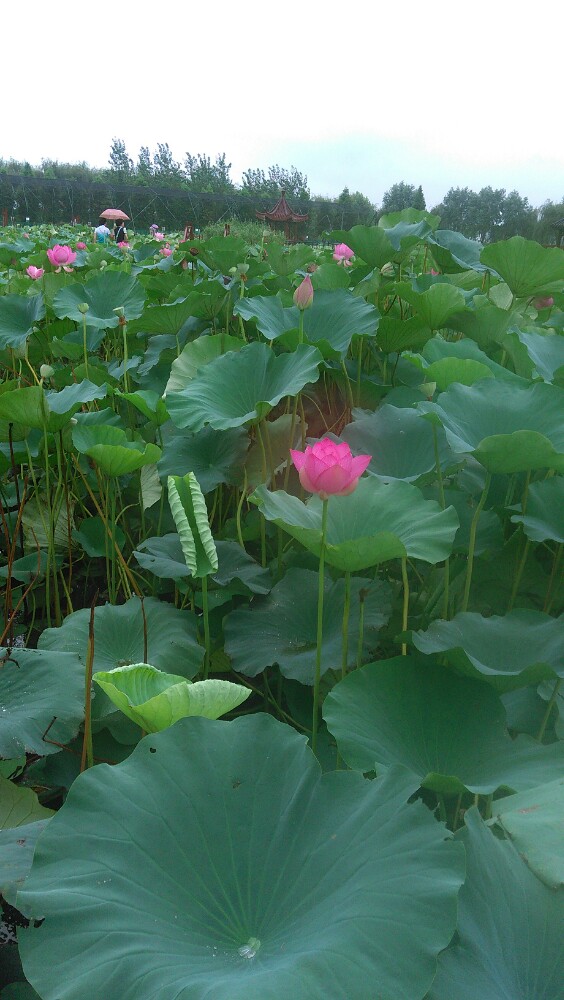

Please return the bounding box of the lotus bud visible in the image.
[237,263,249,276]
[40,364,55,380]
[113,306,125,318]
[78,302,89,314]
[381,262,395,276]
[293,274,314,311]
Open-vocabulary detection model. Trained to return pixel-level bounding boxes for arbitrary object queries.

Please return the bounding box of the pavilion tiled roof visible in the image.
[256,190,308,223]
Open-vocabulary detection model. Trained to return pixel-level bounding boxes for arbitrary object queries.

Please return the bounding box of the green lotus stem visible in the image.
[298,310,304,346]
[235,473,247,552]
[544,543,562,614]
[82,313,89,377]
[460,471,492,613]
[201,575,211,679]
[355,336,364,406]
[81,597,96,772]
[341,570,351,679]
[432,424,450,619]
[340,359,354,415]
[312,497,329,755]
[356,589,366,669]
[507,537,530,612]
[122,322,130,394]
[283,395,299,491]
[256,423,268,566]
[521,470,531,515]
[401,556,409,655]
[537,678,562,742]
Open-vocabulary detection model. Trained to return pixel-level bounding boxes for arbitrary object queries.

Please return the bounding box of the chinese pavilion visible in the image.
[256,190,308,243]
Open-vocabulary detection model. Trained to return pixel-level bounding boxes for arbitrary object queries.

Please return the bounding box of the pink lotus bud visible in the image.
[293,274,314,311]
[160,246,172,257]
[533,296,554,310]
[290,438,371,498]
[430,269,440,275]
[117,241,130,249]
[155,232,165,241]
[76,241,87,250]
[47,245,77,268]
[333,242,354,266]
[26,265,44,280]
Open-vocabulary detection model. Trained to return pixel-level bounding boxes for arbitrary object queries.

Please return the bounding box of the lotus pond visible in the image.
[0,215,563,999]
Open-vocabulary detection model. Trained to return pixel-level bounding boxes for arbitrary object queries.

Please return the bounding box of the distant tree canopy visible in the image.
[1,141,561,245]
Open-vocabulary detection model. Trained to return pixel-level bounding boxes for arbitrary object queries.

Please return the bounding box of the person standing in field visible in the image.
[114,220,127,243]
[93,219,111,244]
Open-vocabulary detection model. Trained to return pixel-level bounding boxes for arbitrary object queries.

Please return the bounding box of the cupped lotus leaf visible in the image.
[115,389,169,425]
[450,295,513,350]
[234,295,297,341]
[342,404,455,482]
[263,241,314,276]
[135,536,271,595]
[309,260,351,289]
[420,380,564,472]
[382,220,433,256]
[481,235,564,297]
[331,225,395,268]
[426,230,484,273]
[0,648,85,757]
[93,664,250,731]
[376,314,433,353]
[411,610,564,691]
[167,472,218,578]
[0,385,46,429]
[134,533,190,580]
[127,298,200,337]
[193,235,248,274]
[165,334,243,393]
[252,478,459,571]
[323,656,564,794]
[43,379,108,431]
[53,270,145,327]
[396,280,466,329]
[71,424,161,475]
[379,208,441,230]
[510,477,564,543]
[17,714,464,1000]
[428,809,564,1000]
[158,423,249,493]
[490,778,564,889]
[38,596,203,686]
[224,568,391,682]
[422,357,494,390]
[0,293,45,349]
[514,329,564,384]
[420,330,525,383]
[166,342,322,432]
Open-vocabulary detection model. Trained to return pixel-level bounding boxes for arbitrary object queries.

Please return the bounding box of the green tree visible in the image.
[136,146,153,184]
[184,152,234,193]
[153,143,183,185]
[108,138,133,181]
[534,199,564,246]
[241,164,309,203]
[381,182,426,214]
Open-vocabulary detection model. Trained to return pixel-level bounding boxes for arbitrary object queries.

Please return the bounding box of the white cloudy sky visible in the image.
[4,0,563,209]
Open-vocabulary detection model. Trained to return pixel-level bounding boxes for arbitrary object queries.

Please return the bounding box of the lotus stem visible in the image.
[433,424,450,619]
[401,556,409,655]
[537,678,562,742]
[201,575,211,679]
[544,542,562,614]
[312,497,329,755]
[460,471,492,614]
[341,570,351,679]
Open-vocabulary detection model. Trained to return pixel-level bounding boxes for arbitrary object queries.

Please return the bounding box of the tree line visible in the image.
[1,140,563,245]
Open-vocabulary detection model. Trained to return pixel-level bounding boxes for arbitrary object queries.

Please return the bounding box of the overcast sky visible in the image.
[4,0,562,209]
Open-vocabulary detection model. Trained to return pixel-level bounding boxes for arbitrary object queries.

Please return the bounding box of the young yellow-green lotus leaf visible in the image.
[93,663,251,733]
[481,235,564,297]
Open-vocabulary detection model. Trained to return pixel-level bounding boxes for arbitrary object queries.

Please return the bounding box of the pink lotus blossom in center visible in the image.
[333,242,354,266]
[47,244,77,273]
[160,245,172,256]
[290,438,371,498]
[76,241,87,250]
[26,265,44,280]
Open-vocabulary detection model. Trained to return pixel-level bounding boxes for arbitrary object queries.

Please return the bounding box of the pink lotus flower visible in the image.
[154,231,165,241]
[26,265,44,280]
[76,241,87,250]
[117,241,130,249]
[430,268,440,276]
[290,439,371,498]
[160,246,172,257]
[533,296,554,310]
[47,244,77,272]
[22,233,30,238]
[333,242,354,266]
[293,274,314,311]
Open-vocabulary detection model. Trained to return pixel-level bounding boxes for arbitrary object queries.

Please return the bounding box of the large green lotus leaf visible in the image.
[43,379,108,432]
[244,412,303,488]
[71,423,161,475]
[115,388,169,425]
[1,984,41,999]
[38,596,203,688]
[17,714,464,1000]
[53,270,145,328]
[252,478,459,570]
[450,295,513,350]
[158,423,248,492]
[420,330,525,383]
[309,260,351,289]
[0,775,54,828]
[72,515,125,557]
[428,809,564,1000]
[93,664,250,731]
[263,241,314,276]
[224,568,391,682]
[514,329,564,384]
[233,295,297,341]
[135,536,271,595]
[331,225,395,267]
[342,404,455,482]
[425,230,485,273]
[0,648,85,757]
[193,235,248,274]
[396,281,466,329]
[379,208,440,230]
[134,533,190,580]
[382,220,433,257]
[411,610,564,691]
[127,298,200,337]
[376,314,433,353]
[490,778,564,889]
[510,477,564,543]
[0,293,45,349]
[166,342,322,432]
[420,380,564,472]
[165,334,243,393]
[323,656,564,794]
[481,236,564,297]
[0,385,46,429]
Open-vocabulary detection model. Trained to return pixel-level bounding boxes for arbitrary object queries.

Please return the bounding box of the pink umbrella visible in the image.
[99,208,130,221]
